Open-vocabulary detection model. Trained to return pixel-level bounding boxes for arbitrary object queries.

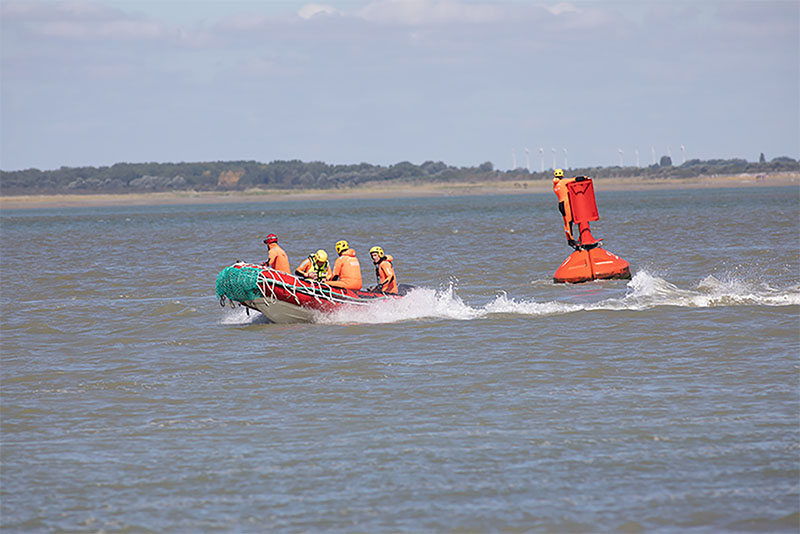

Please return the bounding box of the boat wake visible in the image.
[219,271,800,326]
[219,307,271,325]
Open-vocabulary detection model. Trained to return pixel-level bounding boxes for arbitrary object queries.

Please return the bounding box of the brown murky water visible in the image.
[2,187,798,532]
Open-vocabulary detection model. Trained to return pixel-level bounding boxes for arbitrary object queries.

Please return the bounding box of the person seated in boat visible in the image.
[552,169,579,248]
[295,249,330,280]
[263,233,290,272]
[369,246,398,294]
[326,240,362,290]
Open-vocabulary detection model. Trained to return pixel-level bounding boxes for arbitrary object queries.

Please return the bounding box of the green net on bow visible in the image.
[215,264,263,302]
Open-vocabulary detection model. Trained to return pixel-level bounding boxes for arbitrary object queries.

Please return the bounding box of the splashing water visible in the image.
[317,284,481,324]
[219,306,268,325]
[221,271,800,326]
[694,274,800,307]
[617,271,800,309]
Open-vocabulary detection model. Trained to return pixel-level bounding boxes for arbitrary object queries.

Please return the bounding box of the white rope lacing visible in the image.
[244,264,389,307]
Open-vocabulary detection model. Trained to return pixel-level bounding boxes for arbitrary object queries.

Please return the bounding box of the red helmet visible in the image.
[263,233,278,244]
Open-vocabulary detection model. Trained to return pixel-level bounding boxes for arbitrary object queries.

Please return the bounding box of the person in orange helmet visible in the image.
[327,240,362,290]
[552,169,579,248]
[263,233,290,272]
[369,245,398,294]
[295,249,330,280]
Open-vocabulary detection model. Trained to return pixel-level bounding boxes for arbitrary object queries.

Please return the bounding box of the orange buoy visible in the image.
[553,246,631,283]
[552,176,631,283]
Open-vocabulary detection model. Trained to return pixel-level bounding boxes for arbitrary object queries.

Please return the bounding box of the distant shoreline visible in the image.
[1,173,797,210]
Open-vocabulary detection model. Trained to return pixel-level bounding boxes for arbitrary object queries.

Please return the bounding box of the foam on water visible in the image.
[620,271,800,309]
[315,271,800,324]
[219,270,800,326]
[694,274,800,306]
[219,306,269,325]
[317,284,482,324]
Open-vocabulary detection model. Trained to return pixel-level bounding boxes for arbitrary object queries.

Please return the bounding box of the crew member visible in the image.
[263,233,291,272]
[552,169,578,247]
[327,240,362,290]
[369,246,398,294]
[295,249,330,280]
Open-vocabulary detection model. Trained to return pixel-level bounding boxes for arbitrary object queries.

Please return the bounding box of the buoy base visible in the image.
[553,247,631,284]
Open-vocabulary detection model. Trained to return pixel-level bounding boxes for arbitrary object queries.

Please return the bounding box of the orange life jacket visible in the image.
[268,243,290,273]
[553,177,575,217]
[374,256,397,294]
[328,248,362,290]
[553,177,577,237]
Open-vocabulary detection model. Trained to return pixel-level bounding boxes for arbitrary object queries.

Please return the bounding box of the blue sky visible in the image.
[1,0,797,171]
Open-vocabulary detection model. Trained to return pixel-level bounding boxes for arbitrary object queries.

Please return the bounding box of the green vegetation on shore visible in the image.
[1,155,797,195]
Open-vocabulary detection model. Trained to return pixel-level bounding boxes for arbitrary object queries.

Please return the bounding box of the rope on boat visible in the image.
[255,267,376,307]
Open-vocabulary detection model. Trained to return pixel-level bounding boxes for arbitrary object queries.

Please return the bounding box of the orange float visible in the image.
[553,247,631,283]
[553,177,631,283]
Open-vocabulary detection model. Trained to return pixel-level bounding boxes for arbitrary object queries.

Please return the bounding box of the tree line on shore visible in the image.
[1,154,797,195]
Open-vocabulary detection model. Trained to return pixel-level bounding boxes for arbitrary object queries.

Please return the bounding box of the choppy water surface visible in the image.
[2,186,798,532]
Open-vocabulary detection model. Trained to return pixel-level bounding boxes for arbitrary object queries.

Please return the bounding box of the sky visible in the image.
[1,0,798,171]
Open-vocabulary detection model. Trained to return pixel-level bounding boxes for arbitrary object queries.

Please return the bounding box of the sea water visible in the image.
[1,186,798,532]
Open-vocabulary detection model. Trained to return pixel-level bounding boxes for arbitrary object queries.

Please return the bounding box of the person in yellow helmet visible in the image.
[263,233,291,272]
[552,169,579,248]
[295,249,330,280]
[369,245,398,294]
[327,240,362,290]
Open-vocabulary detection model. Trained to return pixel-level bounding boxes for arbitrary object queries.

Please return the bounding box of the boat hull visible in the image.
[243,298,318,323]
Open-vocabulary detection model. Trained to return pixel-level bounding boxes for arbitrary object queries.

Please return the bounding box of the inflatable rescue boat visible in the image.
[216,262,406,323]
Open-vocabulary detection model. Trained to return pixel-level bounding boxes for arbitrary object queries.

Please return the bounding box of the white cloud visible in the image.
[37,18,165,40]
[356,0,505,25]
[298,3,341,20]
[1,0,110,21]
[545,2,579,16]
[216,13,272,31]
[2,0,167,41]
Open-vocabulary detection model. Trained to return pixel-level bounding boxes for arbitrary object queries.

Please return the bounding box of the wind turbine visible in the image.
[651,146,656,165]
[563,148,568,170]
[618,148,624,167]
[512,149,517,170]
[525,148,531,172]
[539,148,544,172]
[551,148,557,170]
[680,145,686,164]
[635,149,640,168]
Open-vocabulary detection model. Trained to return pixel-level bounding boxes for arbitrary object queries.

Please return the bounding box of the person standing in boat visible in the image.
[263,233,291,272]
[552,169,579,248]
[295,249,330,280]
[369,246,398,294]
[327,240,362,290]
